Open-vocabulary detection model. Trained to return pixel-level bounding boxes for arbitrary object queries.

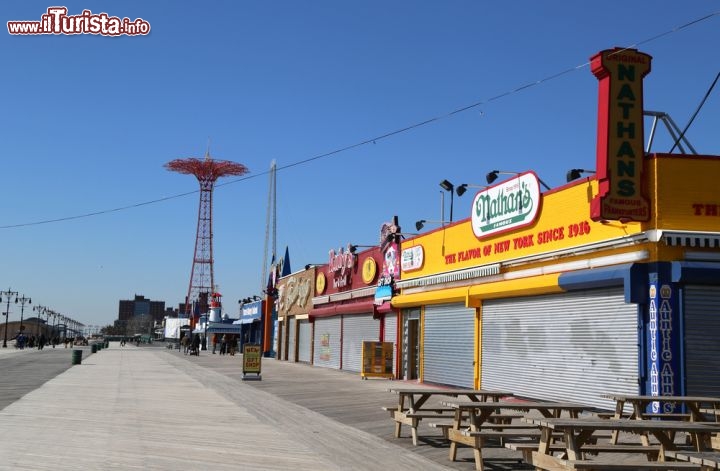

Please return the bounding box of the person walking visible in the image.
[220,334,228,356]
[181,334,190,355]
[191,333,201,356]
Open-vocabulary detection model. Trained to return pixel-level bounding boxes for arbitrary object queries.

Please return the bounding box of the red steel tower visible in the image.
[165,152,248,326]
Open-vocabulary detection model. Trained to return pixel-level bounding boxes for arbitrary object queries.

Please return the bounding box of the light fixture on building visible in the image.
[456,184,489,197]
[486,170,551,190]
[415,219,446,231]
[439,179,455,222]
[566,168,596,182]
[349,244,375,254]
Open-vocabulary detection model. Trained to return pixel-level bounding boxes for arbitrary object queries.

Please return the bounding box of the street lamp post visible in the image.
[16,294,31,337]
[51,312,58,347]
[1,287,19,348]
[33,305,46,336]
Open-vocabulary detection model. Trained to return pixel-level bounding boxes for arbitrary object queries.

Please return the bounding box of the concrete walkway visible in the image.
[0,343,471,471]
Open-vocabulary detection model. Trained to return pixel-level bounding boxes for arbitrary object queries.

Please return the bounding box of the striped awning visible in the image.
[396,263,500,290]
[662,231,720,248]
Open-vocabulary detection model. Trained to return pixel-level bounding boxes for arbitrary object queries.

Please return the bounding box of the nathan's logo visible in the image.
[471,172,541,239]
[590,47,651,222]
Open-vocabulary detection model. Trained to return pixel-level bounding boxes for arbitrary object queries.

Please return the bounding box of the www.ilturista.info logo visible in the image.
[7,7,151,36]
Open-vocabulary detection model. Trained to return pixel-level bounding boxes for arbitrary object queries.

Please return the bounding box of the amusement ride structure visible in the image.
[165,151,248,327]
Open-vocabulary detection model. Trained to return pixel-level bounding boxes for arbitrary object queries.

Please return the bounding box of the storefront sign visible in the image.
[471,172,541,239]
[361,257,377,284]
[278,273,312,314]
[328,244,354,288]
[401,245,424,271]
[591,47,651,222]
[319,333,331,361]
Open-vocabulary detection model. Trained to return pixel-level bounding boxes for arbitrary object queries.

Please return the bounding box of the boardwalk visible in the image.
[0,343,529,470]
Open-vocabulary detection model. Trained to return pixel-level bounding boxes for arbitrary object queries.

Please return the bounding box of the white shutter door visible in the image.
[342,314,380,372]
[384,313,398,376]
[288,317,297,362]
[313,317,341,369]
[423,303,475,388]
[297,319,312,363]
[482,288,638,411]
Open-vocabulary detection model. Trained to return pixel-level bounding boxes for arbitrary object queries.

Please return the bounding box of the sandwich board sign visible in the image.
[242,343,262,380]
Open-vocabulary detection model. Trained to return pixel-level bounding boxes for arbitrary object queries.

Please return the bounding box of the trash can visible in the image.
[71,349,83,365]
[105,340,109,349]
[91,344,97,354]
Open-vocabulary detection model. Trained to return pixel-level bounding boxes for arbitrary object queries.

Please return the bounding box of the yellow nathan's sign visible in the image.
[400,180,644,279]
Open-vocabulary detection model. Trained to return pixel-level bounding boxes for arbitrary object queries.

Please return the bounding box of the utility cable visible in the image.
[2,11,718,230]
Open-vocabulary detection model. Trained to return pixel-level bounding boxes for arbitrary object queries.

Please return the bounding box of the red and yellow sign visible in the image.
[590,47,652,222]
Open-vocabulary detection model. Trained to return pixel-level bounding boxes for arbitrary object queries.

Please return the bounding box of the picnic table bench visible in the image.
[665,450,720,469]
[601,394,720,446]
[525,416,720,471]
[439,400,596,471]
[384,387,512,445]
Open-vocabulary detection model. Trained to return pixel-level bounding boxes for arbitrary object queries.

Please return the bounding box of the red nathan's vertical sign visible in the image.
[590,47,652,222]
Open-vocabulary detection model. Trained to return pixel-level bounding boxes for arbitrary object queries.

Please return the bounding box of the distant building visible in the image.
[117,295,166,323]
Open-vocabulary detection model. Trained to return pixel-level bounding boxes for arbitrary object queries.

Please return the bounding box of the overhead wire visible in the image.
[1,10,718,230]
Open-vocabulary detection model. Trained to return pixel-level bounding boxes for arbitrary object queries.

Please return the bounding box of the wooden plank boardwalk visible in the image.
[1,343,509,471]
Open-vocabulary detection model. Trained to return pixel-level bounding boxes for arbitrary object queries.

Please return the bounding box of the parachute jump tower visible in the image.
[165,152,248,327]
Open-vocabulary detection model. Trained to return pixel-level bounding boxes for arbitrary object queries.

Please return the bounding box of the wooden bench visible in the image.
[531,451,701,470]
[506,441,661,462]
[384,407,456,445]
[426,422,457,438]
[665,450,720,469]
[597,412,632,419]
[381,406,453,414]
[641,412,692,420]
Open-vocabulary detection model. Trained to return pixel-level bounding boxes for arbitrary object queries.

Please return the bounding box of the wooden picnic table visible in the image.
[526,416,720,471]
[602,394,720,422]
[602,394,720,445]
[384,387,513,446]
[439,400,595,471]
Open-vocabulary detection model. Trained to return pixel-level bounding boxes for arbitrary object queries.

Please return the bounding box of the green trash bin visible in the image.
[71,349,83,365]
[91,344,97,353]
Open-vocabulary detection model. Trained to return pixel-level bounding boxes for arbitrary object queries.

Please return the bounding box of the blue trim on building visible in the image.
[671,261,720,284]
[557,262,646,303]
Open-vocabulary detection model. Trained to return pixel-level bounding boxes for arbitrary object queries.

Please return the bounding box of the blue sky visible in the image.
[1,1,718,329]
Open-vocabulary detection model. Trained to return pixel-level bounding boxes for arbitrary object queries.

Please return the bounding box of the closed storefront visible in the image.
[287,317,297,362]
[384,313,398,376]
[275,267,314,362]
[341,313,380,372]
[683,285,720,397]
[297,318,312,363]
[423,303,476,388]
[481,288,638,410]
[313,316,341,369]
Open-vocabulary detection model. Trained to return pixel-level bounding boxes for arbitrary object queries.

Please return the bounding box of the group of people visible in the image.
[180,333,201,356]
[178,333,241,356]
[212,333,238,356]
[13,333,81,350]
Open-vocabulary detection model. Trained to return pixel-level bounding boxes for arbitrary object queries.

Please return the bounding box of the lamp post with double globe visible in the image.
[1,288,19,348]
[33,305,48,337]
[16,294,31,337]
